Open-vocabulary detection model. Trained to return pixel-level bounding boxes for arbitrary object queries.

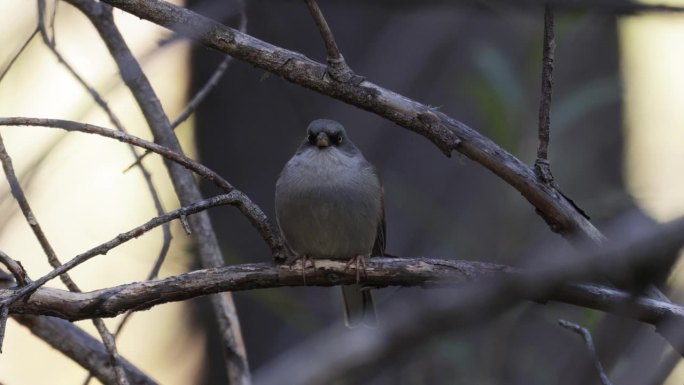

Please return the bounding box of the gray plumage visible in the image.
[275,119,384,327]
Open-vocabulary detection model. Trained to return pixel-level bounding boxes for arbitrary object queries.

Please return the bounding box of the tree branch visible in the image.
[253,217,684,385]
[534,4,556,185]
[0,27,38,83]
[62,1,252,382]
[0,117,284,257]
[97,0,603,245]
[304,0,355,83]
[4,256,683,331]
[124,4,248,171]
[0,251,29,288]
[13,314,158,385]
[0,130,130,384]
[2,193,238,306]
[558,320,614,385]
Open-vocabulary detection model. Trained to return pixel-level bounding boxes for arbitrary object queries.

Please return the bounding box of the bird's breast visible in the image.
[275,150,382,259]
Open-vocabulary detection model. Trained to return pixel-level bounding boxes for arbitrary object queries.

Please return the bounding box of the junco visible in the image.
[275,119,385,327]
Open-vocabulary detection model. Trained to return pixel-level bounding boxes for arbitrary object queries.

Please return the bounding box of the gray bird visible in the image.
[275,119,385,327]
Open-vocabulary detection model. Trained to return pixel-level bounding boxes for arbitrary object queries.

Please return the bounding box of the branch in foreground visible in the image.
[98,0,603,247]
[253,218,684,385]
[13,315,157,385]
[5,256,683,329]
[6,211,684,382]
[558,320,614,385]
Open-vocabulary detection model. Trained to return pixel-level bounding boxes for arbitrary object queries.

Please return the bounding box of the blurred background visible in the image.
[1,0,684,384]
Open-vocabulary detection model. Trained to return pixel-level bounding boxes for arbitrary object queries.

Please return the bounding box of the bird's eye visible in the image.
[331,134,343,145]
[307,133,316,144]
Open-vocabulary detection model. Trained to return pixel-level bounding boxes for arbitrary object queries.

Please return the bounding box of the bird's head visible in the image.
[305,119,348,148]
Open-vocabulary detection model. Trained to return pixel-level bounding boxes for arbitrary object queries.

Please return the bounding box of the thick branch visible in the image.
[13,315,157,385]
[98,0,602,244]
[5,258,683,328]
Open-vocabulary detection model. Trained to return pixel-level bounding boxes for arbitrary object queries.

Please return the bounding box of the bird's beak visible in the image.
[316,133,330,148]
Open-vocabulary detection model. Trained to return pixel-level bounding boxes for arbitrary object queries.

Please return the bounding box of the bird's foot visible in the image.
[289,255,316,284]
[344,255,368,284]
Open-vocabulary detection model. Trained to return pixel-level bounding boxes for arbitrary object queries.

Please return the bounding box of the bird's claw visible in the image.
[344,255,368,284]
[289,255,316,284]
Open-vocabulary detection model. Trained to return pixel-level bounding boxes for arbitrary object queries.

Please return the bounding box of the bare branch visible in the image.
[37,4,175,378]
[0,132,77,290]
[61,2,257,379]
[0,251,29,287]
[0,131,130,384]
[124,5,248,172]
[0,250,27,351]
[3,193,240,306]
[304,0,355,83]
[558,320,614,385]
[171,5,246,130]
[97,0,604,246]
[0,27,38,83]
[534,4,556,185]
[254,217,684,385]
[13,314,158,385]
[5,211,684,375]
[92,319,130,385]
[0,305,8,353]
[3,250,683,332]
[0,117,285,257]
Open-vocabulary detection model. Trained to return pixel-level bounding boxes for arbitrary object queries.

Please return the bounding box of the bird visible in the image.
[275,118,385,328]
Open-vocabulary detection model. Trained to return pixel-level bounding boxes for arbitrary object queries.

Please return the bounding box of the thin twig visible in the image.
[304,0,355,82]
[0,27,39,84]
[172,55,232,129]
[0,131,130,384]
[171,4,247,130]
[108,233,172,355]
[0,117,285,257]
[92,319,130,385]
[65,3,253,380]
[558,320,614,385]
[0,251,29,287]
[124,7,247,172]
[121,51,236,174]
[37,4,173,381]
[304,0,342,61]
[0,124,77,292]
[3,193,238,304]
[534,4,556,185]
